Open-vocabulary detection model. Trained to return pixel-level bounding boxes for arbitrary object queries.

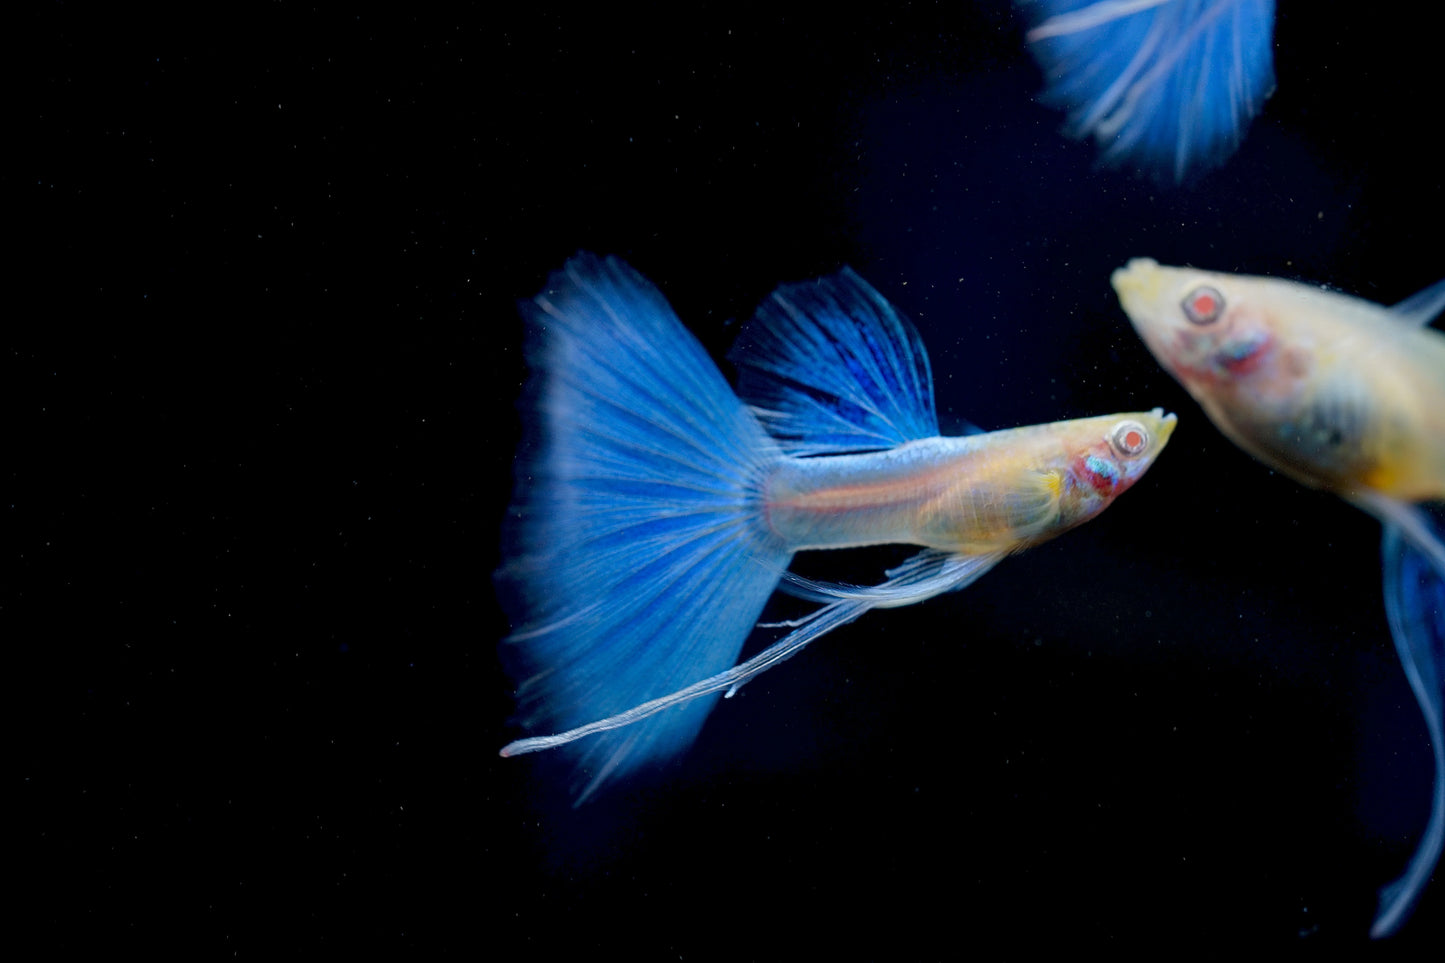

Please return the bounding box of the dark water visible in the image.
[19,3,1441,954]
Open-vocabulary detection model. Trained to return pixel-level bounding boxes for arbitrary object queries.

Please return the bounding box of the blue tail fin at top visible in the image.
[1018,0,1276,183]
[1374,513,1445,937]
[498,254,791,803]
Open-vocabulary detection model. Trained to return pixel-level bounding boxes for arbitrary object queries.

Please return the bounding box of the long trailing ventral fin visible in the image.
[500,549,1005,758]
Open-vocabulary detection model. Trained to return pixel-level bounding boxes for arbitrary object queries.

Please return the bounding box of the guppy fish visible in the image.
[498,254,1175,802]
[1113,257,1445,937]
[1017,0,1276,183]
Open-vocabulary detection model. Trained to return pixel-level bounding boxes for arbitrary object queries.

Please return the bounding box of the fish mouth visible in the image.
[1150,407,1178,447]
[1111,258,1162,315]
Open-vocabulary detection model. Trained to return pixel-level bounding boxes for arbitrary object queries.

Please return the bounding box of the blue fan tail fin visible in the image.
[729,267,941,456]
[1020,0,1276,183]
[499,253,791,803]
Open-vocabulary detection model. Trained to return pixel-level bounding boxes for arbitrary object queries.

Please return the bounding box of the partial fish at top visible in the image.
[1114,257,1445,938]
[497,254,1176,803]
[1016,0,1277,183]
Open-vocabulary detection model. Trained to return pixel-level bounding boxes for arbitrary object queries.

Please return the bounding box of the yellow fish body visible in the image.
[765,415,1168,556]
[1114,258,1445,938]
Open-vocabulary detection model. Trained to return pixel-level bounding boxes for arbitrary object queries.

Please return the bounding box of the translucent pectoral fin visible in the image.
[1372,516,1445,938]
[1010,468,1067,539]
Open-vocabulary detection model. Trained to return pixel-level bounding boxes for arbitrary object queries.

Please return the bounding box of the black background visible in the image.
[18,2,1442,955]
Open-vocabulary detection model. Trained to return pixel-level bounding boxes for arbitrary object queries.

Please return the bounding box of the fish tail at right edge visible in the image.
[1374,505,1445,937]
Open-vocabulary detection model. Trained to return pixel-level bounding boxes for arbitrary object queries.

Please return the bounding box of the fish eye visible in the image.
[1110,420,1149,456]
[1181,285,1224,325]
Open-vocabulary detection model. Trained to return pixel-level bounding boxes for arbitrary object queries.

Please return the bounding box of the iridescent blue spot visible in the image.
[1085,454,1118,483]
[1218,332,1267,368]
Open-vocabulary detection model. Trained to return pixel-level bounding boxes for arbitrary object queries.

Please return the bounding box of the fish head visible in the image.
[1058,408,1178,522]
[1111,258,1291,403]
[1112,257,1334,474]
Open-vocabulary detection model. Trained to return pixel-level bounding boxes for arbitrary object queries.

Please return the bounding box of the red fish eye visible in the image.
[1182,285,1224,325]
[1111,421,1148,456]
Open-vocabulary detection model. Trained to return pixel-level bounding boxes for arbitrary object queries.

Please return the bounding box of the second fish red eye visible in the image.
[1182,285,1225,325]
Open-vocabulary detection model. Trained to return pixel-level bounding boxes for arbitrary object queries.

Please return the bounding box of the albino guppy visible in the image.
[1114,257,1445,937]
[498,254,1175,802]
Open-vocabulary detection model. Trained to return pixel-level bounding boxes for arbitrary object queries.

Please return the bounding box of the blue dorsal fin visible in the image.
[1390,278,1445,328]
[1020,0,1276,183]
[730,268,940,455]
